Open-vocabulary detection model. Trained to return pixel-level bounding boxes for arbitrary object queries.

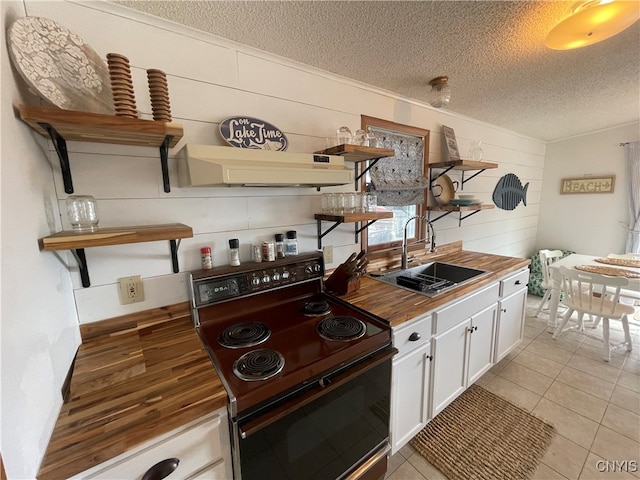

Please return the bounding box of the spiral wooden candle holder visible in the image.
[106,53,138,118]
[146,69,172,122]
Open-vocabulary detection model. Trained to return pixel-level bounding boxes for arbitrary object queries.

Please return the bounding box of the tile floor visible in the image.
[385,295,640,480]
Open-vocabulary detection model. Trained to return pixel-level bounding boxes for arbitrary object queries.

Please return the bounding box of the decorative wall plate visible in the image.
[219,116,288,151]
[8,16,114,114]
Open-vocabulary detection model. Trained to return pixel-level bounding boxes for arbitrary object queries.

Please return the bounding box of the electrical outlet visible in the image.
[323,245,334,264]
[118,275,145,304]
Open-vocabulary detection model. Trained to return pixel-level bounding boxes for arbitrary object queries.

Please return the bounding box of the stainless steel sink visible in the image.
[369,261,488,297]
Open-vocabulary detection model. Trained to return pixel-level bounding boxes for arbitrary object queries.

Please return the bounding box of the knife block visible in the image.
[324,264,361,295]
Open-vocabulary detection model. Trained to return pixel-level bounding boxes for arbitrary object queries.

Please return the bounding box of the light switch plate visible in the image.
[323,245,334,264]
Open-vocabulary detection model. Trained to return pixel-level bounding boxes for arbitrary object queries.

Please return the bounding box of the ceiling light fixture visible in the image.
[545,0,640,50]
[428,76,451,108]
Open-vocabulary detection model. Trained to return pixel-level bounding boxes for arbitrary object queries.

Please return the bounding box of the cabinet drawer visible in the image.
[500,269,529,297]
[393,313,433,357]
[434,283,499,334]
[81,411,227,479]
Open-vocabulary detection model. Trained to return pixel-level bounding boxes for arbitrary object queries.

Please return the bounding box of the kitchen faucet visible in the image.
[402,215,436,269]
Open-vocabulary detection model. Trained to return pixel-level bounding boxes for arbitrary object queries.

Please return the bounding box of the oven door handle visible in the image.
[238,347,397,439]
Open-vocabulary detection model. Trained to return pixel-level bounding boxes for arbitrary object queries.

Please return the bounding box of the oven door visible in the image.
[231,348,396,480]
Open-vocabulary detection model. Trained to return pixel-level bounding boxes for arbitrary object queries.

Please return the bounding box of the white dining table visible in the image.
[546,254,640,332]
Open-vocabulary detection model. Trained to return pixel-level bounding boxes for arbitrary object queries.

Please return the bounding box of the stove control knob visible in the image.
[251,276,260,286]
[282,270,290,279]
[272,272,281,281]
[262,274,271,284]
[305,265,313,275]
[314,264,322,273]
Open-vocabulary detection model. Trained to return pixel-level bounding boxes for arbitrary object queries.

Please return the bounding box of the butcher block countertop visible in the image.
[38,303,227,480]
[340,248,530,327]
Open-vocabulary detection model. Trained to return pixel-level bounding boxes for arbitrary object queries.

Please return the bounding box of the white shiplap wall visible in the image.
[1,1,547,476]
[25,1,546,324]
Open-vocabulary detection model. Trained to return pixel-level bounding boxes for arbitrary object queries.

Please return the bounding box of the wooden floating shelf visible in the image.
[315,144,395,163]
[315,210,393,248]
[16,104,183,148]
[16,104,183,193]
[314,211,394,223]
[40,223,193,288]
[426,204,494,213]
[41,223,193,251]
[429,159,498,171]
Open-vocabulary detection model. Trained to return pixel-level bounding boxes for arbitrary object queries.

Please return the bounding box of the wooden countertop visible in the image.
[37,303,227,480]
[339,249,530,327]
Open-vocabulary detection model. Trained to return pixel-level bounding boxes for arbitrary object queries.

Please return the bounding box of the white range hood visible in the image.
[178,144,354,188]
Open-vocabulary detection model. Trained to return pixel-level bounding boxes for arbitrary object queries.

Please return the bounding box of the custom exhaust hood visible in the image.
[178,144,354,188]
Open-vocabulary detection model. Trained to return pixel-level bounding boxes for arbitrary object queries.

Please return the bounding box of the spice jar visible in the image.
[228,239,240,266]
[262,241,276,262]
[285,231,299,256]
[275,233,285,259]
[201,246,213,270]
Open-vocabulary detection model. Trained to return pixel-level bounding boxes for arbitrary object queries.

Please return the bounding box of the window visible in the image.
[360,116,430,254]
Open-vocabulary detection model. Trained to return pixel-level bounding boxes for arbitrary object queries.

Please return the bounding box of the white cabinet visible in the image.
[390,314,433,454]
[431,283,499,417]
[73,407,232,480]
[495,269,529,362]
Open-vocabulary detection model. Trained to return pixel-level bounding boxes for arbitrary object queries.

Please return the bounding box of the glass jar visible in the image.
[275,233,285,259]
[66,195,99,231]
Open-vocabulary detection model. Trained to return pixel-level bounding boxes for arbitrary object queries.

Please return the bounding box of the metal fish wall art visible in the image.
[492,173,529,210]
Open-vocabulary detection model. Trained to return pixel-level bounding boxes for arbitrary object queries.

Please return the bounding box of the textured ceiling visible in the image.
[114,0,640,142]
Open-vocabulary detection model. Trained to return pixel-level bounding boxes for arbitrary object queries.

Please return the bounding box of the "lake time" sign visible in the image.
[219,116,289,151]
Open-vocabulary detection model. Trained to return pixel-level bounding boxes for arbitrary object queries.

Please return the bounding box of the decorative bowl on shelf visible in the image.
[449,199,475,206]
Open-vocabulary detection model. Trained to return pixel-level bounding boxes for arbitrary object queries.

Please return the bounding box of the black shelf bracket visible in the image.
[160,135,173,193]
[461,169,487,188]
[316,219,343,249]
[354,158,382,191]
[427,209,483,226]
[355,220,379,243]
[70,248,90,287]
[39,122,74,194]
[458,209,483,226]
[170,239,181,273]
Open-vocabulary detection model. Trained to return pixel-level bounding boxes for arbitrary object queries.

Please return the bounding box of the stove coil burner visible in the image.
[218,322,270,349]
[233,349,285,381]
[302,300,332,317]
[317,316,366,342]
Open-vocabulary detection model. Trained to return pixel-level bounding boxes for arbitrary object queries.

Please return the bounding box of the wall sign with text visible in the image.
[219,116,289,151]
[561,175,615,194]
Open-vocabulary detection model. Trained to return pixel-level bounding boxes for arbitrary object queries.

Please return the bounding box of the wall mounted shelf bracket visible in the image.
[40,122,74,194]
[160,135,173,193]
[427,209,483,227]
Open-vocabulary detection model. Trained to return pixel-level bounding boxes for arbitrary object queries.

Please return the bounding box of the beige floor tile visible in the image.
[498,361,555,395]
[617,370,640,394]
[555,366,616,401]
[623,357,640,376]
[579,452,638,479]
[532,462,569,479]
[386,452,406,478]
[567,354,623,382]
[386,460,426,480]
[526,339,575,364]
[513,349,565,378]
[544,381,608,423]
[601,403,640,443]
[575,343,628,368]
[590,426,640,477]
[609,384,640,415]
[489,355,510,374]
[484,375,542,412]
[533,398,599,449]
[474,370,495,387]
[407,453,448,480]
[541,434,590,480]
[538,330,584,354]
[398,443,417,460]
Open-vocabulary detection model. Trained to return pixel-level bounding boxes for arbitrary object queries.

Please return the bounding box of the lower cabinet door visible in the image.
[390,341,432,454]
[495,288,526,362]
[467,304,497,385]
[431,320,469,417]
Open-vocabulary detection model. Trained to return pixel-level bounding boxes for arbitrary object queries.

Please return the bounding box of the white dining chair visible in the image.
[553,266,634,362]
[533,249,564,317]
